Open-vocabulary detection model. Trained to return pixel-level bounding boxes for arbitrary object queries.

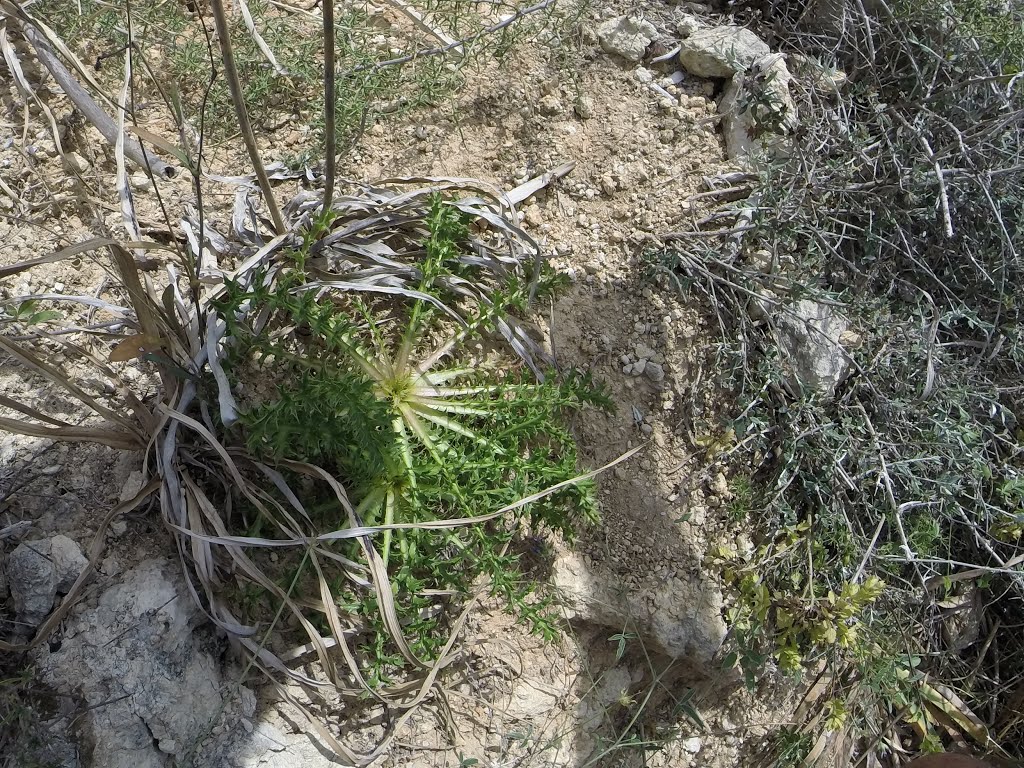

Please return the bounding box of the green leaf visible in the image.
[27,310,62,325]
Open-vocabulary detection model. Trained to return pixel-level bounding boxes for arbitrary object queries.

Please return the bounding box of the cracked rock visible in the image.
[6,535,87,630]
[34,560,229,768]
[678,25,770,78]
[598,14,658,62]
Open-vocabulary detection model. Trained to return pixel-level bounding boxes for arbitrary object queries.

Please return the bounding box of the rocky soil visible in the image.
[1,1,843,765]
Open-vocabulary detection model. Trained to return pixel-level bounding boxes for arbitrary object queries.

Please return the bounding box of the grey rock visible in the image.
[35,560,228,768]
[574,95,595,120]
[118,470,147,503]
[538,94,563,116]
[130,172,153,191]
[644,362,665,382]
[222,716,345,768]
[678,25,770,78]
[30,557,342,767]
[49,534,88,592]
[634,66,654,84]
[775,299,850,396]
[553,551,725,665]
[62,152,91,174]
[789,53,848,93]
[12,717,80,768]
[673,13,703,37]
[598,14,658,62]
[634,342,656,360]
[720,54,798,164]
[7,540,58,629]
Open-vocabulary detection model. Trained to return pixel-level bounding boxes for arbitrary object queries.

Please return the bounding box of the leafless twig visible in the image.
[349,0,557,73]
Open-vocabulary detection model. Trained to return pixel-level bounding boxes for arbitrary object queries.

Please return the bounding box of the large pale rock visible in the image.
[598,14,658,62]
[678,25,770,78]
[776,299,850,396]
[35,560,229,768]
[6,535,86,630]
[720,53,798,163]
[553,550,725,666]
[32,557,346,768]
[7,541,56,630]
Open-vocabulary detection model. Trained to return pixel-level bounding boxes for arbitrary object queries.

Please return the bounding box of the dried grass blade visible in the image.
[386,0,463,55]
[0,416,142,449]
[5,293,131,316]
[0,24,65,155]
[106,243,166,345]
[505,161,575,205]
[277,460,428,671]
[0,394,76,427]
[236,0,288,74]
[115,47,141,243]
[157,404,271,517]
[0,238,112,280]
[298,280,465,324]
[205,314,238,425]
[183,480,217,586]
[920,680,990,745]
[178,474,338,682]
[267,682,366,765]
[5,2,118,110]
[0,335,144,437]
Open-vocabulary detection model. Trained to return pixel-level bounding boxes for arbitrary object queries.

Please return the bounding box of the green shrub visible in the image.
[655,0,1024,760]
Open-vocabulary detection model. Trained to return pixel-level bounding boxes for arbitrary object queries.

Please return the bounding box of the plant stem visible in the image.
[323,0,336,210]
[208,0,286,234]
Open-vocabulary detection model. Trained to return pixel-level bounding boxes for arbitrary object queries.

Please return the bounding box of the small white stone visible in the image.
[130,172,153,191]
[682,736,702,754]
[634,67,654,84]
[63,152,90,174]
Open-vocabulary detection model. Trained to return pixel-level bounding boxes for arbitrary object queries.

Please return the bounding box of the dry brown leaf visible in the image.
[108,333,164,362]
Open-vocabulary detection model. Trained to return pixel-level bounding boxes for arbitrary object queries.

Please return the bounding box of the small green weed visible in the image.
[0,662,59,768]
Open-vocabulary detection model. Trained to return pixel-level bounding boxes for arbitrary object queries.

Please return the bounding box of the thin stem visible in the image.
[323,0,336,210]
[208,0,286,234]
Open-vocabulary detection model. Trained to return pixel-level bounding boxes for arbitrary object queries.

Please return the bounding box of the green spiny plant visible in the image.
[213,195,609,674]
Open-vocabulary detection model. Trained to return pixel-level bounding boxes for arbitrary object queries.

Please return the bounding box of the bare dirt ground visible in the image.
[1,1,803,765]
